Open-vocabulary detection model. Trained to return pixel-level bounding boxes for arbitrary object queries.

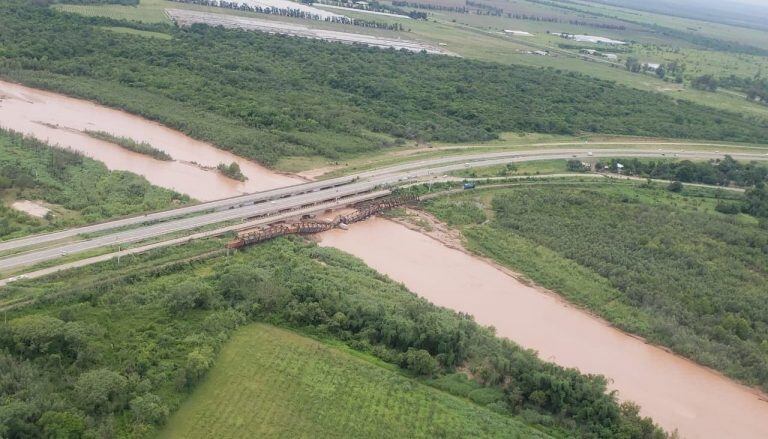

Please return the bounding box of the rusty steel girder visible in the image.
[226,194,417,249]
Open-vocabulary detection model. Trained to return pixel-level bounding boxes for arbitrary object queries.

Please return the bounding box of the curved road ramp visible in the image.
[166,9,454,55]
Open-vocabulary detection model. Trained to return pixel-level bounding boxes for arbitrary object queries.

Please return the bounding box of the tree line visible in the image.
[466,0,626,30]
[392,0,469,13]
[597,156,768,187]
[597,157,768,217]
[170,0,407,31]
[311,0,429,20]
[716,75,768,106]
[684,74,768,108]
[83,130,172,161]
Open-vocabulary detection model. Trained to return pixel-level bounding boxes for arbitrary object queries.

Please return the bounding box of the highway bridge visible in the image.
[1,148,767,280]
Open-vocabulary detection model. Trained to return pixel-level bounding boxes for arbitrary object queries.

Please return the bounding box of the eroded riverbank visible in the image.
[319,217,768,439]
[0,80,301,201]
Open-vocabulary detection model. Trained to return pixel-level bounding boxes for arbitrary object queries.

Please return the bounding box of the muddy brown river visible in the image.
[0,80,300,200]
[320,218,768,439]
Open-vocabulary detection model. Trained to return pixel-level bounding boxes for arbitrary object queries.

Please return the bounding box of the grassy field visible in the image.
[629,44,768,79]
[424,179,768,390]
[57,0,173,23]
[562,0,768,51]
[159,323,550,439]
[451,159,571,178]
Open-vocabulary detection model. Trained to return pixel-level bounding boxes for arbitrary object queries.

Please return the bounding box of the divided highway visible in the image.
[0,175,358,253]
[2,148,767,276]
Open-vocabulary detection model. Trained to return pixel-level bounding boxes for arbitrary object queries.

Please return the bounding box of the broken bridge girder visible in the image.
[226,195,417,249]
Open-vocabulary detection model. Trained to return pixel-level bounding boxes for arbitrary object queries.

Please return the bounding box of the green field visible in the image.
[451,159,573,178]
[424,177,768,390]
[57,0,173,23]
[562,0,768,51]
[160,323,550,438]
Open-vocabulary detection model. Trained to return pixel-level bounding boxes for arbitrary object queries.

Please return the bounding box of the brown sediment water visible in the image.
[0,80,301,201]
[319,217,768,439]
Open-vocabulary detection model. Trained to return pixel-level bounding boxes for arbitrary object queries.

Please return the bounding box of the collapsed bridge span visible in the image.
[226,195,416,249]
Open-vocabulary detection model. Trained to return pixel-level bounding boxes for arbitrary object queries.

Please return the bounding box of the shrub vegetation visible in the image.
[83,130,172,161]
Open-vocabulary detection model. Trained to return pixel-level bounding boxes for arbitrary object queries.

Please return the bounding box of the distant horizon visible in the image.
[585,0,768,31]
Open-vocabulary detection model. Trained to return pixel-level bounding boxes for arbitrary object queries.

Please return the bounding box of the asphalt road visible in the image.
[5,146,763,255]
[2,148,767,274]
[0,191,390,287]
[0,175,357,253]
[0,182,383,271]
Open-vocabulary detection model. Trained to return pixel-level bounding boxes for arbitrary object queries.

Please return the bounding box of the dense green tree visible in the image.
[567,159,588,172]
[625,57,642,73]
[165,280,219,315]
[744,183,768,217]
[74,369,128,415]
[216,162,246,181]
[184,347,215,386]
[667,180,683,192]
[130,394,169,425]
[38,411,86,439]
[4,315,91,361]
[715,201,741,214]
[404,348,439,376]
[691,74,719,91]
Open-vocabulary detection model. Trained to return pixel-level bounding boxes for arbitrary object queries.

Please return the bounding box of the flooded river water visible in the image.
[0,80,301,200]
[320,218,768,439]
